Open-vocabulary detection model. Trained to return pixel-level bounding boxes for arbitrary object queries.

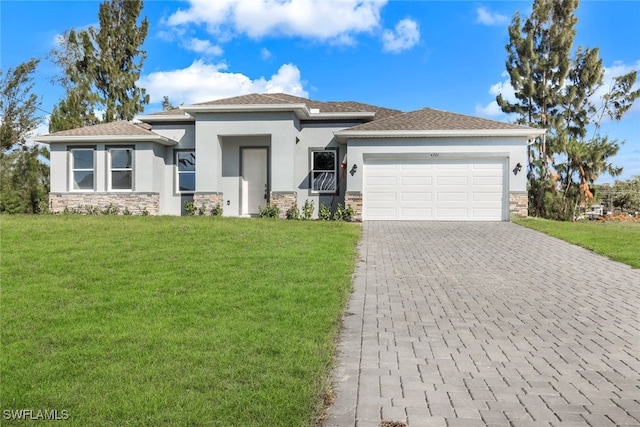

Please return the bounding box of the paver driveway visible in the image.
[323,222,640,427]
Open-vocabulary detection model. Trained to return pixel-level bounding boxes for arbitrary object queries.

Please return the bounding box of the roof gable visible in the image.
[33,121,176,145]
[182,93,399,121]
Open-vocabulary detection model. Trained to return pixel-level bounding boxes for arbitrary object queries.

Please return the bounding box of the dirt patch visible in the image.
[595,213,640,222]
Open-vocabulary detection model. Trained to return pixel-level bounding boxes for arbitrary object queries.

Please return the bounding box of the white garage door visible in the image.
[363,158,506,221]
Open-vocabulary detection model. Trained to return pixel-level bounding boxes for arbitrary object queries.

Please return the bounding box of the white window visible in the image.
[109,147,133,190]
[176,150,195,193]
[71,148,95,191]
[311,149,337,193]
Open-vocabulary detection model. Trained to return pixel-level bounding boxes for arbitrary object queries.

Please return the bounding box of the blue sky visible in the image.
[2,0,639,182]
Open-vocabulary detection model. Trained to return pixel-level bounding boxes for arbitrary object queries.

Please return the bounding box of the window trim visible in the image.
[69,147,96,192]
[107,146,134,191]
[175,149,196,194]
[309,148,338,195]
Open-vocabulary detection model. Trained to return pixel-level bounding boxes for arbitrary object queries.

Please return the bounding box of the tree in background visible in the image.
[497,0,639,220]
[162,96,178,111]
[0,58,50,213]
[0,59,42,151]
[0,146,50,213]
[49,0,149,131]
[599,176,640,215]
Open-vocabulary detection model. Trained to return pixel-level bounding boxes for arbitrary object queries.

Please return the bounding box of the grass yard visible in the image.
[513,217,640,268]
[0,216,361,426]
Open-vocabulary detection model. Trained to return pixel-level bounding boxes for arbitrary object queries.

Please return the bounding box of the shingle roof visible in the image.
[45,120,160,137]
[188,93,401,120]
[346,107,533,131]
[325,101,402,121]
[192,93,293,106]
[145,108,188,116]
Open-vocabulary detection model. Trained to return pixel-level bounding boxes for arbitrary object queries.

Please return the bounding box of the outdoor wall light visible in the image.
[513,162,523,175]
[350,164,358,176]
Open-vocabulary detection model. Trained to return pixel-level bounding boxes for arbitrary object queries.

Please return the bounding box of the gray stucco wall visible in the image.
[153,123,195,215]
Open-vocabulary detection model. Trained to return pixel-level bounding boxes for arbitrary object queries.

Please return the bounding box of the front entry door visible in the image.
[242,148,268,216]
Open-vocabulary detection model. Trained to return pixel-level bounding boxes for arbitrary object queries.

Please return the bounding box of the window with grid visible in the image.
[176,150,195,193]
[71,148,95,190]
[311,150,337,193]
[109,147,133,190]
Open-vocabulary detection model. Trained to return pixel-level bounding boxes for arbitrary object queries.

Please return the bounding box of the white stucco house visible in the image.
[35,93,544,221]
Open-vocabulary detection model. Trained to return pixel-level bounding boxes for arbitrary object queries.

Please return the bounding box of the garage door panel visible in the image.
[401,176,433,185]
[437,192,468,202]
[400,192,432,201]
[436,208,470,217]
[473,192,503,201]
[401,207,434,219]
[400,163,433,171]
[473,176,502,185]
[437,176,468,185]
[437,162,468,171]
[367,192,397,202]
[366,176,397,186]
[364,158,505,221]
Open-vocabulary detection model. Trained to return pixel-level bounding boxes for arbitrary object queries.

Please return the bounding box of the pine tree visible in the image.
[0,58,42,151]
[497,0,578,217]
[49,0,149,130]
[497,0,639,219]
[93,0,149,121]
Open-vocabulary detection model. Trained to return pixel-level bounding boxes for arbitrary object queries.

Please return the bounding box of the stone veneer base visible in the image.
[192,193,224,215]
[345,192,363,222]
[509,192,528,218]
[49,192,160,215]
[270,192,297,219]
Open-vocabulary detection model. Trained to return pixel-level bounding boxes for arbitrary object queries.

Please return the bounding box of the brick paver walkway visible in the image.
[323,222,640,427]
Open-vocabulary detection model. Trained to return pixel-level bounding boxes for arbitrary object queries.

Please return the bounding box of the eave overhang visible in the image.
[334,128,547,142]
[180,103,376,121]
[135,114,195,123]
[33,134,178,146]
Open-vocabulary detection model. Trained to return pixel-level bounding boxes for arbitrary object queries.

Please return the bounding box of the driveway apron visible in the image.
[323,221,640,427]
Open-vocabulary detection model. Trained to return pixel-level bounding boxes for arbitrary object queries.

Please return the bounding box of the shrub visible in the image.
[184,201,196,216]
[318,202,332,221]
[209,204,223,216]
[301,199,314,220]
[333,203,354,221]
[258,204,280,218]
[286,204,300,220]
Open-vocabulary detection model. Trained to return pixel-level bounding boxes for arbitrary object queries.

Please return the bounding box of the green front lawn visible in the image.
[0,216,361,426]
[513,217,640,268]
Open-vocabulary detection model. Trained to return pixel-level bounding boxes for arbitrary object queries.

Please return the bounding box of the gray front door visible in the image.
[241,148,268,216]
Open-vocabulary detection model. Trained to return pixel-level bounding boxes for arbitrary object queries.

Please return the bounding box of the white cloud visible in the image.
[475,72,515,117]
[381,18,420,54]
[166,0,387,43]
[594,60,640,117]
[476,7,509,26]
[184,38,224,56]
[260,47,272,61]
[139,60,308,105]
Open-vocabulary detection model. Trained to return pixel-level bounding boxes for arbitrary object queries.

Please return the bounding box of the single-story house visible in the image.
[35,93,544,220]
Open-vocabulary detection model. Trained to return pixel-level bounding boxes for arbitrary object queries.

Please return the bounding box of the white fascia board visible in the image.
[180,103,311,119]
[307,112,376,121]
[33,134,177,146]
[136,114,195,123]
[335,128,547,140]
